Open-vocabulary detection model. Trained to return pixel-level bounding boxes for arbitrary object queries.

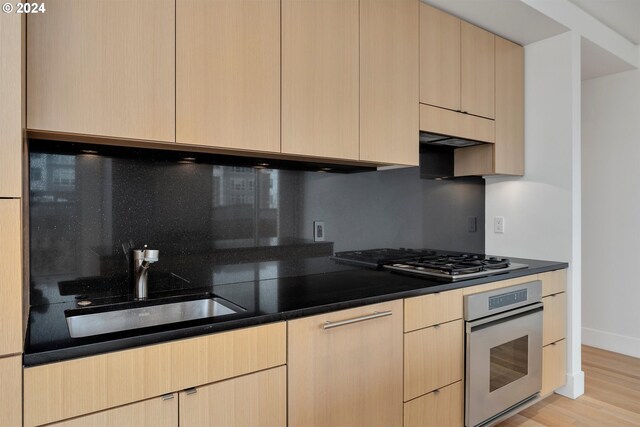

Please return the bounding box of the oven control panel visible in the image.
[464,280,542,321]
[489,289,528,310]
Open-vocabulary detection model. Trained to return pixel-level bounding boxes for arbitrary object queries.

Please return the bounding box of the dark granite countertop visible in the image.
[24,256,567,366]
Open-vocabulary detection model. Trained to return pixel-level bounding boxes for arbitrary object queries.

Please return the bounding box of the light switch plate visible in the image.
[313,221,325,242]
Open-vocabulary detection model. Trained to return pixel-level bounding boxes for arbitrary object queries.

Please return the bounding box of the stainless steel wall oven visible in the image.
[464,280,543,427]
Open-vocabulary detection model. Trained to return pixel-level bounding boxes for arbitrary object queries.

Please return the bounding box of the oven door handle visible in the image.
[466,301,543,332]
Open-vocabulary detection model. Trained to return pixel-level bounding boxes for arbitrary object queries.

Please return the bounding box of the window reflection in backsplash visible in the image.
[28,145,316,306]
[28,140,485,307]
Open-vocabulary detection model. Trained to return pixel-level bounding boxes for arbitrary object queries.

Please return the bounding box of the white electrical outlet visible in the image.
[494,216,505,233]
[313,221,325,242]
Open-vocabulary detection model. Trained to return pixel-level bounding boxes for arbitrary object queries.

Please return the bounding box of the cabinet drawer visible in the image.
[24,322,286,427]
[404,319,463,401]
[47,395,177,427]
[179,366,286,427]
[404,380,463,427]
[540,269,567,297]
[542,339,566,396]
[543,292,566,346]
[404,290,462,332]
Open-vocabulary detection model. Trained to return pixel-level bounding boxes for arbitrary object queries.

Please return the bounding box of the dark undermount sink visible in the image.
[66,296,245,338]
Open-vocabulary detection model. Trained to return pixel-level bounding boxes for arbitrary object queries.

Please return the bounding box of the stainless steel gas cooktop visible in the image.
[332,248,528,282]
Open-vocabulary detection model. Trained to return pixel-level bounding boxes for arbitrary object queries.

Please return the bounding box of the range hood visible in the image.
[419,131,485,148]
[419,131,487,180]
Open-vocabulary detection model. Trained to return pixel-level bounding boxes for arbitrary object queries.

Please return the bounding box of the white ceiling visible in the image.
[422,0,569,45]
[569,0,640,45]
[422,0,640,80]
[581,37,635,80]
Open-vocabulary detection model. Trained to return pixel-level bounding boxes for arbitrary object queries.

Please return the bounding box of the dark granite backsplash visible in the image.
[29,141,484,307]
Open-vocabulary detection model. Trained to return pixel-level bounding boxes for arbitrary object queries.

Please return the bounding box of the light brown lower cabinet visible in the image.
[0,355,21,427]
[404,319,463,401]
[288,300,404,427]
[47,394,178,427]
[541,339,566,396]
[543,292,567,346]
[404,381,463,427]
[179,366,286,427]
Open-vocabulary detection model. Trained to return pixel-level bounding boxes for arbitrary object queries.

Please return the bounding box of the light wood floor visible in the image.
[497,345,640,427]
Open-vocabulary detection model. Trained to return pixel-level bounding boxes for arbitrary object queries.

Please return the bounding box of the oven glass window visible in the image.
[489,335,528,392]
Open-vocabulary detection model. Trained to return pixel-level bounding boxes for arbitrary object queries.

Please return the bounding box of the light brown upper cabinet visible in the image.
[176,0,280,153]
[360,0,419,166]
[420,3,461,112]
[27,0,175,142]
[461,22,495,119]
[420,4,494,120]
[282,0,360,160]
[0,10,22,197]
[455,36,524,176]
[494,36,525,175]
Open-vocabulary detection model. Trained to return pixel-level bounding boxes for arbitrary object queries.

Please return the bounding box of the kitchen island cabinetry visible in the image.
[179,366,286,427]
[288,300,404,427]
[27,0,175,142]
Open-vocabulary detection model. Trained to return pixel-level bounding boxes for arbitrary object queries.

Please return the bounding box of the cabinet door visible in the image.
[360,0,418,166]
[179,366,286,427]
[404,319,463,401]
[0,355,21,427]
[282,0,359,160]
[461,21,495,119]
[176,0,280,153]
[495,36,524,175]
[419,3,460,112]
[0,11,22,197]
[0,199,22,356]
[541,339,566,396]
[288,301,403,427]
[404,381,463,427]
[543,292,566,346]
[27,0,175,142]
[48,395,178,427]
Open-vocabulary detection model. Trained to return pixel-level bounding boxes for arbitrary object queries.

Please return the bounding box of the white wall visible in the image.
[485,32,584,398]
[582,69,640,358]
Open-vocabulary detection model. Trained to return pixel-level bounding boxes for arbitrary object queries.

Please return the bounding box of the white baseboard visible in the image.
[556,370,584,399]
[582,327,640,358]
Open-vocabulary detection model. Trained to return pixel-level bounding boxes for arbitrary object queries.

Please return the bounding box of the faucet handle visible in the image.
[143,249,159,263]
[132,245,159,263]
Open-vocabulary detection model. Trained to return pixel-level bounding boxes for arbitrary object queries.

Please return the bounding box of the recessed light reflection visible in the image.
[80,149,98,155]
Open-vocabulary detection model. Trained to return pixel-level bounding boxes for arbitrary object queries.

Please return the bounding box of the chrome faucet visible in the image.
[132,246,159,300]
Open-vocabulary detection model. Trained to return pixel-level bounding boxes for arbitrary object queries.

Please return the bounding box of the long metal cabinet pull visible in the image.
[323,310,392,329]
